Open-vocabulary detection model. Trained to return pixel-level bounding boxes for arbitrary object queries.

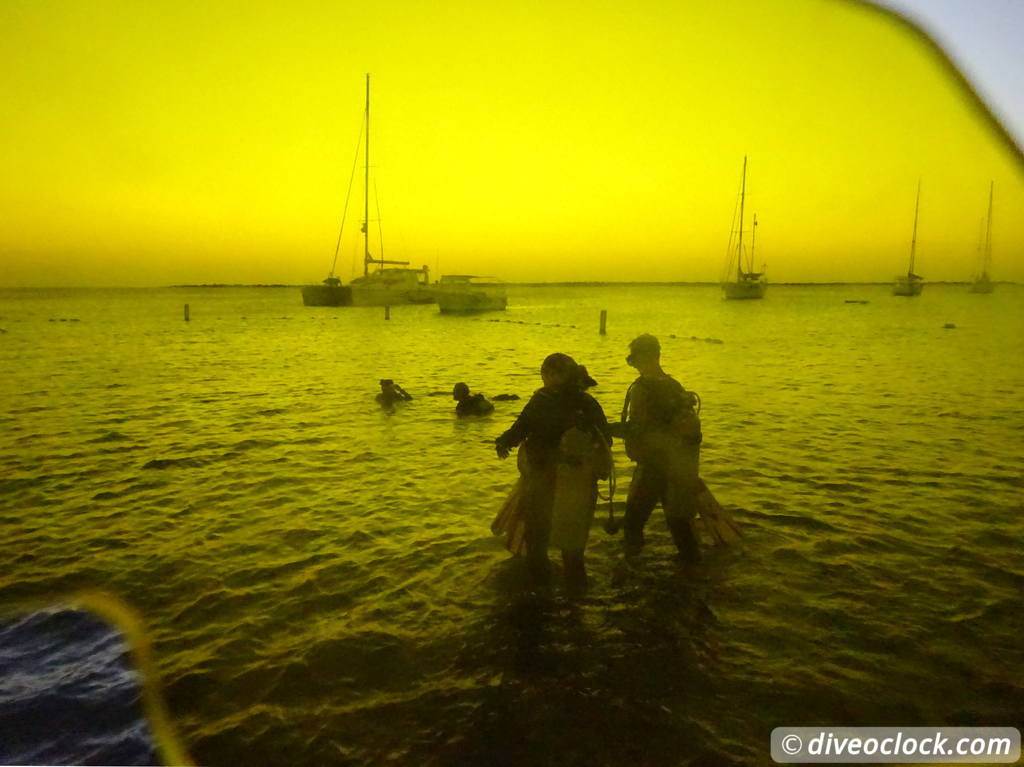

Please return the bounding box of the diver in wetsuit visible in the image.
[376,379,412,408]
[453,382,495,416]
[621,334,702,562]
[494,353,611,591]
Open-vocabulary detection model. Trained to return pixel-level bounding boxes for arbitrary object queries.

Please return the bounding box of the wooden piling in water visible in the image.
[385,305,390,320]
[184,304,190,322]
[599,309,607,335]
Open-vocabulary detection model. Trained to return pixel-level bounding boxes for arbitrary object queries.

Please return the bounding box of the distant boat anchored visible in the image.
[301,74,434,308]
[722,156,766,300]
[968,181,995,294]
[435,275,508,313]
[893,180,924,297]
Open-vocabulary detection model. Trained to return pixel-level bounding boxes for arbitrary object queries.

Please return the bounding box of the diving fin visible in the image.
[694,479,742,545]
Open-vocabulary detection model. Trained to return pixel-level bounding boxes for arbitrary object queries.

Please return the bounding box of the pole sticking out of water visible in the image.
[184,304,190,322]
[599,309,607,335]
[385,305,390,321]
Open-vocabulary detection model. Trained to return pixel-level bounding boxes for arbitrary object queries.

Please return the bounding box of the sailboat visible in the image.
[969,182,994,294]
[301,75,433,307]
[722,156,766,300]
[893,181,924,296]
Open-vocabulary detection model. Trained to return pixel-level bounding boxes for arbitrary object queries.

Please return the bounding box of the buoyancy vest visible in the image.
[510,387,609,470]
[558,424,612,480]
[622,375,702,463]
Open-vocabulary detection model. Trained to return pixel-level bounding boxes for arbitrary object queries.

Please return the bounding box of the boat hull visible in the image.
[347,269,435,306]
[301,285,353,306]
[437,291,507,313]
[722,280,766,300]
[348,287,435,306]
[968,274,993,294]
[892,276,923,296]
[435,275,507,313]
[301,278,435,307]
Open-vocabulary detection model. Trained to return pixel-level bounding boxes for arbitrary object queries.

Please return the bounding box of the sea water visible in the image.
[1,284,1021,765]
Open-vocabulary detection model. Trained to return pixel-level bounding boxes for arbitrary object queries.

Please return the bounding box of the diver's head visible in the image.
[452,382,470,401]
[574,365,597,389]
[626,334,660,368]
[540,352,577,388]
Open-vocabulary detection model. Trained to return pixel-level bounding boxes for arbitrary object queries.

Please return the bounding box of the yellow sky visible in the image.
[1,0,1021,286]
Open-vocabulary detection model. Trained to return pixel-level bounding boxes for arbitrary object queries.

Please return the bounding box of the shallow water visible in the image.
[1,284,1022,765]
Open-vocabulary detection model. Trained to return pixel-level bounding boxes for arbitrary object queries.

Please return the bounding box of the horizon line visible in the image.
[0,280,1015,289]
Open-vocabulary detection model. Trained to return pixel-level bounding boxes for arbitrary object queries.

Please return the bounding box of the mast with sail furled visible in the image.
[893,180,924,296]
[722,155,766,300]
[969,181,994,293]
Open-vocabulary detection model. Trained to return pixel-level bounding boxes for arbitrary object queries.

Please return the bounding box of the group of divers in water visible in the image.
[375,334,742,595]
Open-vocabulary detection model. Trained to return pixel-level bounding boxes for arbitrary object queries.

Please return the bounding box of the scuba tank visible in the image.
[621,377,702,463]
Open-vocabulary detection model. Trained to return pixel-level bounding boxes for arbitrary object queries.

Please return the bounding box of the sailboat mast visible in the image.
[750,213,757,271]
[983,181,993,273]
[977,218,985,265]
[909,179,920,276]
[363,73,371,277]
[737,155,747,280]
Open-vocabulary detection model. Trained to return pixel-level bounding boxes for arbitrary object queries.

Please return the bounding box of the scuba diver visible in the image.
[492,353,612,594]
[620,334,704,561]
[376,379,412,409]
[452,382,495,416]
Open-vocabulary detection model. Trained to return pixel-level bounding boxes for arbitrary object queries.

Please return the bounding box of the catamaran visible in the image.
[301,75,433,307]
[968,182,994,294]
[722,156,766,300]
[893,181,924,297]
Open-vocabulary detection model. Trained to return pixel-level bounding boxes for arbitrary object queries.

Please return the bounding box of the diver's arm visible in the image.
[495,392,543,457]
[585,394,613,446]
[627,380,652,434]
[496,414,529,454]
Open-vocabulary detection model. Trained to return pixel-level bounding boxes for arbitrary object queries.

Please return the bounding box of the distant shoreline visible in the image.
[165,280,1014,288]
[1,281,1015,289]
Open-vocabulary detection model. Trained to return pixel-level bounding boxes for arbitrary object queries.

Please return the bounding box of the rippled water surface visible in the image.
[1,285,1022,765]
